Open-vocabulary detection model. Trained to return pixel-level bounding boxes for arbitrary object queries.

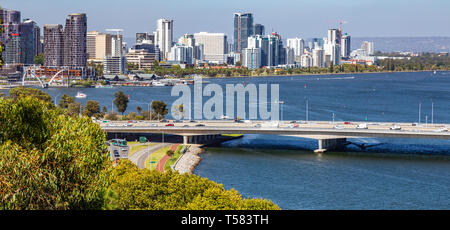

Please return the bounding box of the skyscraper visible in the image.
[234,13,254,53]
[341,34,351,58]
[242,47,261,69]
[327,29,342,45]
[19,19,40,64]
[254,23,265,36]
[286,38,305,57]
[156,18,173,60]
[63,13,87,67]
[87,31,113,61]
[44,24,64,67]
[1,8,21,64]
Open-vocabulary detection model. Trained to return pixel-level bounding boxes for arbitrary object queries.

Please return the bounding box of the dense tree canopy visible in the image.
[0,88,280,210]
[106,160,280,210]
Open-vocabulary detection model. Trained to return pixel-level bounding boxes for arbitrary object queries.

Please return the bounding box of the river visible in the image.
[3,71,450,209]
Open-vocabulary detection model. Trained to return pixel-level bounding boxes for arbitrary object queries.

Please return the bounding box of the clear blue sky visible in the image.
[2,0,450,40]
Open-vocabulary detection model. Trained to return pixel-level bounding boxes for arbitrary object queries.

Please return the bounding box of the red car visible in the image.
[344,122,351,125]
[165,123,174,127]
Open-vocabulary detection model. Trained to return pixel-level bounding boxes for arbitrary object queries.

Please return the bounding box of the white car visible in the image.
[390,125,401,130]
[334,125,344,129]
[356,123,368,129]
[434,127,448,132]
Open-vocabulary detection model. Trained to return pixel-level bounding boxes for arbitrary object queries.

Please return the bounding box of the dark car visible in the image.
[113,150,120,158]
[195,124,205,127]
[160,119,168,123]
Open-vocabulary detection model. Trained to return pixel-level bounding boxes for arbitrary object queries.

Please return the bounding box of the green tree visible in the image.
[113,91,129,115]
[83,100,101,117]
[0,96,111,210]
[136,106,142,115]
[67,102,82,117]
[9,87,53,106]
[59,94,75,109]
[105,160,280,210]
[34,53,44,65]
[151,100,168,120]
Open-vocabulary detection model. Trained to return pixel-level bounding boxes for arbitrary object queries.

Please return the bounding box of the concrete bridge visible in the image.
[99,120,450,153]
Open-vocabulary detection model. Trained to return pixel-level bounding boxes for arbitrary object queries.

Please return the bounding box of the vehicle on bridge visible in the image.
[357,123,368,129]
[390,125,402,130]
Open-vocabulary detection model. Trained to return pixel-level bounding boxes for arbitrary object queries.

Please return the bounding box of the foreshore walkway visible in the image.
[155,144,179,172]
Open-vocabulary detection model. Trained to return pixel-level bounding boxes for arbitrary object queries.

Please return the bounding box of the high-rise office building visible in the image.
[19,19,40,64]
[44,24,64,67]
[242,47,261,69]
[324,42,341,66]
[194,32,227,64]
[156,18,173,60]
[234,13,254,53]
[169,44,194,65]
[268,32,285,67]
[286,38,305,57]
[254,23,265,36]
[87,31,113,61]
[111,34,123,57]
[327,29,342,45]
[312,48,325,67]
[63,13,87,67]
[1,8,21,64]
[341,34,351,58]
[178,34,195,47]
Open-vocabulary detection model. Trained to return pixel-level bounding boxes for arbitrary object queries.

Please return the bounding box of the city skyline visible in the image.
[2,0,450,40]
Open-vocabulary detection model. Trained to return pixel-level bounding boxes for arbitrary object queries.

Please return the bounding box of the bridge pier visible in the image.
[314,138,347,153]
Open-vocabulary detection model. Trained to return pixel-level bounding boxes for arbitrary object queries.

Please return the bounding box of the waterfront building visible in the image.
[286,37,305,56]
[156,18,173,60]
[242,47,261,69]
[194,32,227,64]
[234,13,254,53]
[17,19,41,65]
[103,56,127,74]
[267,32,285,67]
[0,8,21,64]
[225,52,241,65]
[300,53,312,68]
[328,28,342,45]
[312,48,325,67]
[125,48,157,69]
[44,24,64,67]
[286,47,295,65]
[87,31,113,61]
[341,34,351,58]
[361,41,374,56]
[63,13,87,68]
[111,34,123,57]
[168,44,194,65]
[324,42,341,66]
[254,23,265,35]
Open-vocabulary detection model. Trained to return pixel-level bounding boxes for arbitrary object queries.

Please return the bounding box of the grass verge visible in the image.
[146,146,171,170]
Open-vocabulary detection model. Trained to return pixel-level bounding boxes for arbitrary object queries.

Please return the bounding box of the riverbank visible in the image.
[173,144,204,174]
[189,69,446,80]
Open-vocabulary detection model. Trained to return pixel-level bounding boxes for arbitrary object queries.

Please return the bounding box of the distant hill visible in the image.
[351,37,450,53]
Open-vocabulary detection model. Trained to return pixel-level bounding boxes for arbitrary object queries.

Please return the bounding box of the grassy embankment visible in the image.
[145,146,171,170]
[164,145,185,171]
[128,143,158,157]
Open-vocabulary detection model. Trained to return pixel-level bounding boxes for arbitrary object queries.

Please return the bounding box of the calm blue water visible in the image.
[3,71,450,209]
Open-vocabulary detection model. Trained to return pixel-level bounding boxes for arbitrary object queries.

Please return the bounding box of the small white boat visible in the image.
[95,85,113,88]
[75,92,87,98]
[152,81,166,86]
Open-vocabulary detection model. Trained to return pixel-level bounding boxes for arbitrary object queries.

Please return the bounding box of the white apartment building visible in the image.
[286,38,305,56]
[156,18,173,60]
[193,32,227,64]
[242,47,261,69]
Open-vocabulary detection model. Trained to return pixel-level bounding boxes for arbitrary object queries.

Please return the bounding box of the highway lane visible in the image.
[129,143,171,169]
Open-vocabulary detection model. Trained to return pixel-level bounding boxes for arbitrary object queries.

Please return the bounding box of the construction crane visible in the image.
[106,28,123,36]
